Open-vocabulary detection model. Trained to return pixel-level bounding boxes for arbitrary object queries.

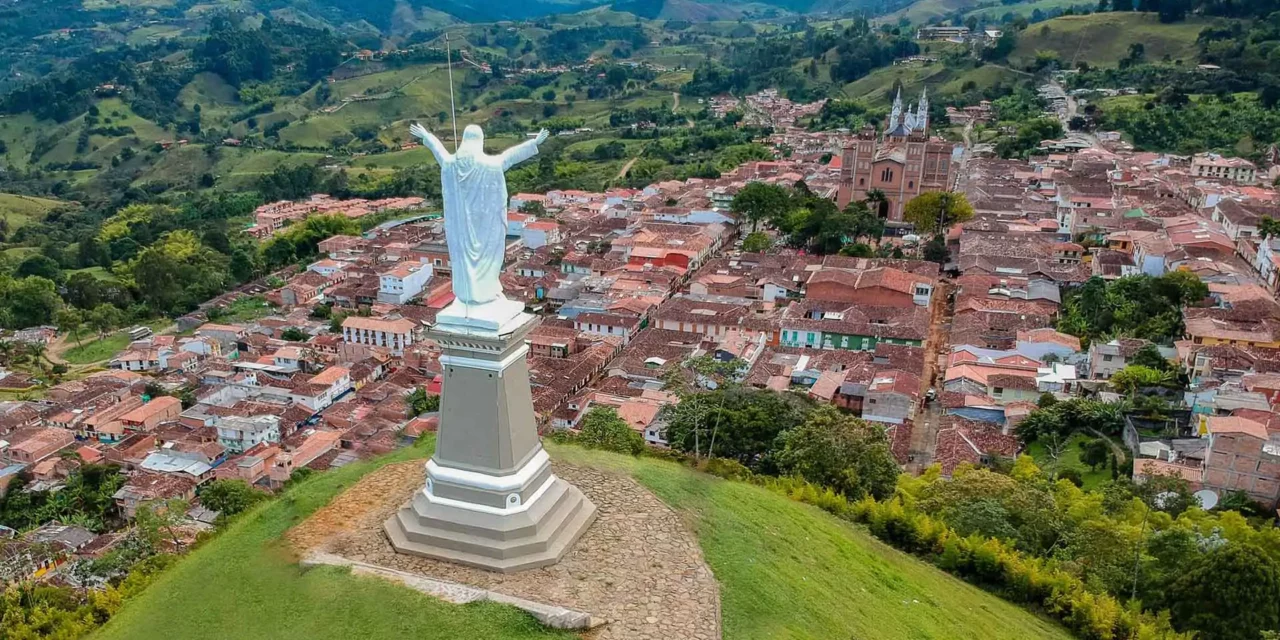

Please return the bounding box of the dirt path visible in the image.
[907,280,955,473]
[614,156,639,181]
[671,91,680,113]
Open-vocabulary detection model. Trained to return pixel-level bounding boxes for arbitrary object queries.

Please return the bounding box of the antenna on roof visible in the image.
[444,32,459,152]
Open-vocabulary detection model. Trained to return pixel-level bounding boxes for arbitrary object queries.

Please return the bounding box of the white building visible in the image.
[522,220,562,249]
[308,259,346,278]
[342,316,416,355]
[215,415,281,453]
[1254,237,1280,294]
[1192,153,1257,185]
[377,260,433,305]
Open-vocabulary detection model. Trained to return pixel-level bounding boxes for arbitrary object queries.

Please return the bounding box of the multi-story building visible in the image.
[835,89,955,220]
[1192,153,1258,185]
[342,316,417,355]
[377,261,433,305]
[1203,415,1280,508]
[215,415,281,454]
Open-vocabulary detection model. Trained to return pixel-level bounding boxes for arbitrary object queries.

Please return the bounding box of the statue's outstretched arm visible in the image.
[410,122,449,164]
[499,129,549,171]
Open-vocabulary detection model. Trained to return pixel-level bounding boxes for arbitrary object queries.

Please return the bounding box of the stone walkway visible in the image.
[287,459,721,640]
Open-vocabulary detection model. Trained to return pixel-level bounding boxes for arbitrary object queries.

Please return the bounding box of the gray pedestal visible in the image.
[385,312,597,573]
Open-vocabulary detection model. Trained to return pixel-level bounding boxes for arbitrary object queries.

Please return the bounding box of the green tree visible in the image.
[1080,438,1111,471]
[1129,343,1173,371]
[922,234,949,264]
[518,200,546,217]
[903,192,974,235]
[16,254,64,284]
[89,303,125,338]
[134,498,190,551]
[577,406,645,455]
[730,182,791,232]
[996,118,1063,159]
[199,479,267,519]
[0,275,63,329]
[405,387,440,418]
[56,307,85,348]
[280,327,308,341]
[777,405,900,500]
[1110,365,1171,396]
[63,271,105,310]
[1259,216,1280,239]
[126,231,230,316]
[663,388,812,472]
[1164,543,1280,640]
[741,231,772,253]
[845,200,885,243]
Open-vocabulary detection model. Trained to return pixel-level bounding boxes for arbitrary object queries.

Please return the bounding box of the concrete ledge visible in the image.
[301,551,604,631]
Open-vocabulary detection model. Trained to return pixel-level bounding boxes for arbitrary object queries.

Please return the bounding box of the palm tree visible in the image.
[863,189,889,218]
[24,342,48,378]
[25,341,46,365]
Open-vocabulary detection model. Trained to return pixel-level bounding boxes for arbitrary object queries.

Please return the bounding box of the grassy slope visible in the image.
[96,440,1073,640]
[1026,432,1112,490]
[95,439,575,640]
[882,0,983,24]
[556,445,1073,640]
[0,192,64,229]
[964,0,1095,21]
[1009,13,1210,68]
[842,63,1020,105]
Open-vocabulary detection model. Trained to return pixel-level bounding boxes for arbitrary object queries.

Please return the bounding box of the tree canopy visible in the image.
[777,405,900,500]
[1057,273,1207,346]
[577,406,645,455]
[903,192,974,235]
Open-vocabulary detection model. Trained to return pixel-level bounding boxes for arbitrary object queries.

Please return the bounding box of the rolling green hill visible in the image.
[0,192,66,231]
[963,0,1095,21]
[1009,13,1212,68]
[880,0,981,24]
[96,440,1073,640]
[841,61,1022,104]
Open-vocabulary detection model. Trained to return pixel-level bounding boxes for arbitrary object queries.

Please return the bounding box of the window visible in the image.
[806,332,816,344]
[859,178,865,186]
[1103,354,1114,362]
[880,168,894,182]
[993,387,1004,395]
[869,399,877,404]
[914,286,930,296]
[908,181,914,189]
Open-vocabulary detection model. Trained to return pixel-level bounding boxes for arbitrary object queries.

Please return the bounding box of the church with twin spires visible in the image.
[835,88,956,222]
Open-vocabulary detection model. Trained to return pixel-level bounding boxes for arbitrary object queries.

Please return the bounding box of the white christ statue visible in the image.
[411,122,547,331]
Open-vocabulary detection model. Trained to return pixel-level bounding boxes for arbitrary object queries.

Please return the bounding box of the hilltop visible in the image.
[1008,13,1213,68]
[95,441,1073,640]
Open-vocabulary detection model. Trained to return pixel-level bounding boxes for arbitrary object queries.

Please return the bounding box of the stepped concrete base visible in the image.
[385,475,597,573]
[385,309,597,573]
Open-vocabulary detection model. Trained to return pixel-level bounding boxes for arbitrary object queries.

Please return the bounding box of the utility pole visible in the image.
[444,32,459,151]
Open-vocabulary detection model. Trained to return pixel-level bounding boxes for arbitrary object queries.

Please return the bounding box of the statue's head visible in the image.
[459,124,484,154]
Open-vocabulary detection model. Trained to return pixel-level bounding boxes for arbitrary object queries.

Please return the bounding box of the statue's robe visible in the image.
[422,130,539,306]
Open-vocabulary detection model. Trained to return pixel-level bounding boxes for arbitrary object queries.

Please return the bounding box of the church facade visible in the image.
[835,89,956,222]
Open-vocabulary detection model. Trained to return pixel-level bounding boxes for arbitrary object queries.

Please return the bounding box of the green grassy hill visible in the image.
[1009,13,1211,68]
[963,0,1095,21]
[842,62,1022,105]
[0,192,65,230]
[881,0,982,24]
[96,440,1072,640]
